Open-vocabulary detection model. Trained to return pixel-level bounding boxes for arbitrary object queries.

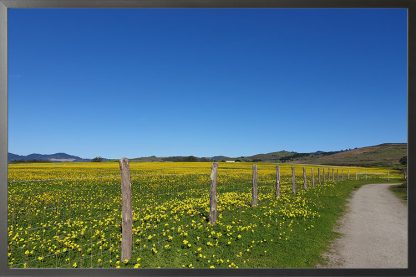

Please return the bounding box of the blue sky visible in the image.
[8,8,407,159]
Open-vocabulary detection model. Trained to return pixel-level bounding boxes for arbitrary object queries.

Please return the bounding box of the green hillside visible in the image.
[290,143,407,167]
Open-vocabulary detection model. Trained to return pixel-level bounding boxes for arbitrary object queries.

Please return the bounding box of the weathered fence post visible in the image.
[403,168,407,181]
[251,164,258,206]
[311,168,315,188]
[318,168,321,185]
[348,169,350,180]
[336,169,339,182]
[303,167,307,189]
[275,165,280,198]
[327,168,330,180]
[332,168,334,181]
[341,169,344,181]
[365,171,368,180]
[356,172,358,180]
[119,158,132,261]
[209,162,218,225]
[292,166,296,194]
[323,168,326,182]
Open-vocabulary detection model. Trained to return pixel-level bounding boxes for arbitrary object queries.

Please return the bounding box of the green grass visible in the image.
[390,182,407,202]
[9,178,392,268]
[8,162,397,268]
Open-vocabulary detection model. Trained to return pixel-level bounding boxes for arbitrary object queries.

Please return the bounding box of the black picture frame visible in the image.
[0,1,414,276]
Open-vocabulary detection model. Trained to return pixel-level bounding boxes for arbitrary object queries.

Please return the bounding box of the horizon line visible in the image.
[8,142,408,160]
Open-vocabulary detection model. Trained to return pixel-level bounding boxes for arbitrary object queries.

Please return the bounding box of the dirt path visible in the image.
[321,183,407,268]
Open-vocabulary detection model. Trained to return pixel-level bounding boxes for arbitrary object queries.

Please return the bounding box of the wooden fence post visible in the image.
[209,162,218,225]
[292,166,296,194]
[323,168,326,182]
[356,172,358,180]
[311,168,315,188]
[251,164,258,206]
[275,165,280,198]
[348,169,350,180]
[341,169,344,181]
[119,158,132,261]
[318,168,321,185]
[404,168,407,181]
[332,168,334,181]
[327,168,330,180]
[336,169,339,182]
[303,167,307,189]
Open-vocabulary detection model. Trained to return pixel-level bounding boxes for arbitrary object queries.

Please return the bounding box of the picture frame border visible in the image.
[0,0,414,276]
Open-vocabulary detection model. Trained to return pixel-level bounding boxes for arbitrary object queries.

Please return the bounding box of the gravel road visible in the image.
[321,183,407,268]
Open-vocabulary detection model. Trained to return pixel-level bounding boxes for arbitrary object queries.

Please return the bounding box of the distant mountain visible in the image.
[8,152,88,162]
[131,143,407,167]
[8,153,22,161]
[132,155,164,162]
[246,150,297,162]
[131,156,211,162]
[8,143,407,167]
[210,156,233,161]
[290,143,407,167]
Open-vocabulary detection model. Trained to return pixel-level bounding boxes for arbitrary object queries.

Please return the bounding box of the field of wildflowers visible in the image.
[7,162,399,268]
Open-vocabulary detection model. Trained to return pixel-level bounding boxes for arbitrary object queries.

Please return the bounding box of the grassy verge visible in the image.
[389,182,407,202]
[277,178,373,268]
[130,178,396,268]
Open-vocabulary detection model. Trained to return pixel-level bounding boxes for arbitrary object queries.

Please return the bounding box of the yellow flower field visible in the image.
[7,162,398,268]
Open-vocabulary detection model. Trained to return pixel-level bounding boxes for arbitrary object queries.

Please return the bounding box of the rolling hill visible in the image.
[130,143,406,167]
[289,143,407,167]
[8,152,87,162]
[8,143,407,167]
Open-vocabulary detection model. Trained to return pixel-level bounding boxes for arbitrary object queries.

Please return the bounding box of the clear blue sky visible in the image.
[8,8,407,159]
